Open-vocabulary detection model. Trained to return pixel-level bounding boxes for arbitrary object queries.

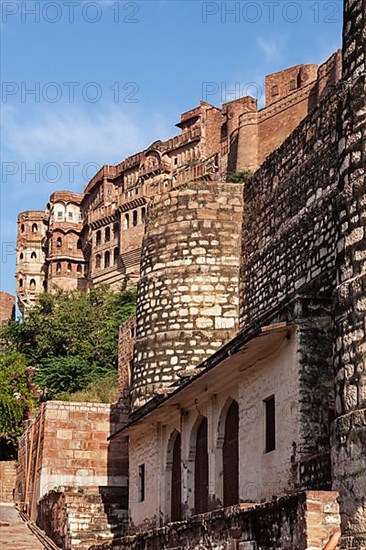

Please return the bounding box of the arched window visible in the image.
[67,263,72,273]
[222,400,239,507]
[96,254,101,269]
[77,239,82,250]
[77,265,82,274]
[105,227,110,242]
[21,223,25,233]
[19,252,24,260]
[56,262,61,273]
[96,230,101,246]
[32,223,38,233]
[170,432,182,521]
[31,251,37,259]
[56,236,62,248]
[194,417,208,514]
[29,278,36,290]
[141,207,146,223]
[19,278,23,288]
[104,250,110,268]
[124,214,129,230]
[132,210,138,227]
[113,247,119,265]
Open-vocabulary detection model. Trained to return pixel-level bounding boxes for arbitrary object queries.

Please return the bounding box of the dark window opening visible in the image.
[56,262,61,273]
[171,432,182,521]
[124,214,129,229]
[56,237,62,248]
[96,230,101,246]
[289,79,296,91]
[271,85,279,96]
[19,278,23,288]
[138,464,145,502]
[67,263,72,273]
[77,239,82,250]
[104,250,110,268]
[194,417,209,514]
[105,227,110,242]
[264,395,276,453]
[21,224,25,233]
[223,400,239,507]
[32,223,38,233]
[96,255,101,269]
[141,207,146,223]
[113,247,119,265]
[77,265,82,274]
[31,251,37,259]
[132,210,138,227]
[29,278,36,290]
[19,252,24,260]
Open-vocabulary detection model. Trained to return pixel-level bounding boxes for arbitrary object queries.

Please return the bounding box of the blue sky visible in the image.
[1,0,343,295]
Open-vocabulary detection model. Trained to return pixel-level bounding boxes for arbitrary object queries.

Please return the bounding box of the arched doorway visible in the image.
[194,416,208,514]
[171,432,182,521]
[223,400,239,507]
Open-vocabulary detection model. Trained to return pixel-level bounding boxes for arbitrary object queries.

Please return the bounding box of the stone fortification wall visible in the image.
[131,181,243,408]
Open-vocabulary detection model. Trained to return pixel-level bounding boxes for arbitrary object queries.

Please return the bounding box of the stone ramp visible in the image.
[0,504,45,549]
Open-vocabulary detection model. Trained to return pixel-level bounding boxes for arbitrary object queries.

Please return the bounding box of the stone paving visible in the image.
[0,504,44,549]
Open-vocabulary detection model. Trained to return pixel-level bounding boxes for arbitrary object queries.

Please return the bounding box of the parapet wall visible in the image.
[91,491,340,550]
[131,181,243,408]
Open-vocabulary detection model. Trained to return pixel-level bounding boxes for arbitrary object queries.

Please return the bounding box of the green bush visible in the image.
[0,352,40,456]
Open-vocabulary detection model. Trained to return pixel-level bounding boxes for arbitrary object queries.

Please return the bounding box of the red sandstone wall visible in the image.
[0,461,16,502]
[16,401,128,520]
[0,291,15,326]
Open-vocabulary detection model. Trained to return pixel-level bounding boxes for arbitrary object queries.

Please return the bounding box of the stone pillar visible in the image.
[131,181,243,409]
[332,0,366,545]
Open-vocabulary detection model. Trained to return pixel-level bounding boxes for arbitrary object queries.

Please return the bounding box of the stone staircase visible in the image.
[37,486,128,550]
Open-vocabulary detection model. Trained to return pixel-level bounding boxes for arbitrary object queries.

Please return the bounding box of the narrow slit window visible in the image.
[264,395,275,453]
[138,464,145,502]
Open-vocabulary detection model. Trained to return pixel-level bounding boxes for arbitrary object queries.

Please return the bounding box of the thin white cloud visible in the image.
[2,104,170,165]
[256,36,286,63]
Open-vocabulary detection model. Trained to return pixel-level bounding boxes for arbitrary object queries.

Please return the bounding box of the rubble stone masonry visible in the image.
[92,491,340,550]
[131,181,243,407]
[332,0,366,546]
[239,83,341,329]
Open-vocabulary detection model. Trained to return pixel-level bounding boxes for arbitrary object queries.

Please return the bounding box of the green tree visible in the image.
[0,285,136,398]
[0,352,40,458]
